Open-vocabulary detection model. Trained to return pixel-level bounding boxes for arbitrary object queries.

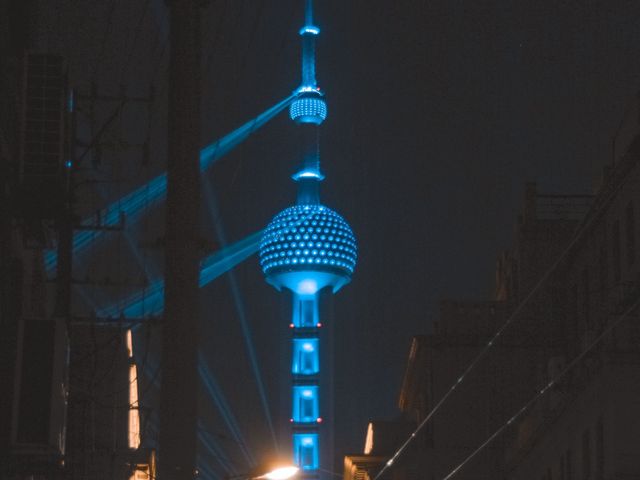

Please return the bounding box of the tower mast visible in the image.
[260,1,357,478]
[290,0,327,205]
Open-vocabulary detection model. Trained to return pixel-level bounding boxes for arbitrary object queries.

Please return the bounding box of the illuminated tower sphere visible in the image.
[260,204,356,295]
[259,0,357,476]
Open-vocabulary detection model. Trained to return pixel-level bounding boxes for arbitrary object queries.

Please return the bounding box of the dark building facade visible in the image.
[344,98,640,480]
[0,2,154,479]
[504,99,640,480]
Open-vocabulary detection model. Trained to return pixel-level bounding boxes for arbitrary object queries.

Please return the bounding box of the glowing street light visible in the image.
[227,464,299,480]
[256,466,299,480]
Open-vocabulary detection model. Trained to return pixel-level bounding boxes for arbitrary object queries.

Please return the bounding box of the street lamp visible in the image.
[255,466,299,480]
[227,464,299,480]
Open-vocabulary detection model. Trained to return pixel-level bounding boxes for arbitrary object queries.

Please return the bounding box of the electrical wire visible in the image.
[91,0,118,84]
[119,0,153,84]
[374,161,640,480]
[441,296,640,480]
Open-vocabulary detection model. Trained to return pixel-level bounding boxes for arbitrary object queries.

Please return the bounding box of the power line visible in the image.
[92,0,118,84]
[441,296,640,480]
[374,162,640,480]
[120,0,153,84]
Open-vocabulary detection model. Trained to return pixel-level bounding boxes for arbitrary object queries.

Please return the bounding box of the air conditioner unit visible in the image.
[19,53,67,219]
[11,317,68,458]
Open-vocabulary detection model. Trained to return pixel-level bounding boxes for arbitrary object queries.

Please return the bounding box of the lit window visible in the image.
[125,329,133,358]
[293,433,319,470]
[292,386,319,423]
[128,363,141,449]
[292,339,319,375]
[293,298,317,327]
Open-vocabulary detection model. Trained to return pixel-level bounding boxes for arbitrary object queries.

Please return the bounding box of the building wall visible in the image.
[386,127,640,480]
[507,361,640,480]
[505,120,640,480]
[399,301,555,480]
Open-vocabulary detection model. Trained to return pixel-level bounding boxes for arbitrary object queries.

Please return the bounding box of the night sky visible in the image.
[36,0,640,474]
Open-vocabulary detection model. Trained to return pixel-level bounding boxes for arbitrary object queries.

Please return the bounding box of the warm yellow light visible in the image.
[129,465,150,480]
[258,466,299,480]
[364,422,374,454]
[128,363,141,449]
[125,329,134,358]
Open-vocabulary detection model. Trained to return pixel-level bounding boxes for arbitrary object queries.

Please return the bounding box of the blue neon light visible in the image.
[292,385,319,423]
[44,96,294,276]
[292,295,319,326]
[296,86,322,94]
[293,433,319,470]
[259,204,357,277]
[296,171,322,179]
[299,25,320,35]
[292,338,319,375]
[289,96,327,124]
[97,230,263,318]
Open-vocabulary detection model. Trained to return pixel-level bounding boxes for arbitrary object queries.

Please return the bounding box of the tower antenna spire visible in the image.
[305,0,314,26]
[299,0,320,89]
[290,0,327,200]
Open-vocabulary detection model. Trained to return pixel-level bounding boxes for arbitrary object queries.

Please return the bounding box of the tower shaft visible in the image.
[262,2,357,478]
[301,0,319,88]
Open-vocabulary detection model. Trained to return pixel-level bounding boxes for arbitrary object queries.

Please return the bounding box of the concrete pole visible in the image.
[159,1,204,478]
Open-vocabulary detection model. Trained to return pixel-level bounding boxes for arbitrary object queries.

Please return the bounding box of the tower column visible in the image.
[261,1,358,478]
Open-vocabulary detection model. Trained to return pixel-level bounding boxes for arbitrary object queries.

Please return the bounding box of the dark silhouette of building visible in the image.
[504,98,640,480]
[0,2,155,478]
[1,2,68,477]
[344,96,640,480]
[344,421,414,480]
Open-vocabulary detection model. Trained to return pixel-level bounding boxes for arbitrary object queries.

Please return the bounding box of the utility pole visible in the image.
[159,1,205,479]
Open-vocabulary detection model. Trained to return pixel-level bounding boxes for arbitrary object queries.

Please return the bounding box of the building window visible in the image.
[292,338,319,375]
[612,220,621,284]
[626,201,636,266]
[293,433,319,470]
[583,429,591,480]
[128,363,141,449]
[293,298,318,327]
[292,386,319,423]
[126,329,141,450]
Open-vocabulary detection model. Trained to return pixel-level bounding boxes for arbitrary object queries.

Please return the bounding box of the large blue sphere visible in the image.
[260,204,357,293]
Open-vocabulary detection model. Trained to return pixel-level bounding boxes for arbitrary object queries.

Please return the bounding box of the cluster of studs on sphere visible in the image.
[289,96,328,123]
[260,204,357,276]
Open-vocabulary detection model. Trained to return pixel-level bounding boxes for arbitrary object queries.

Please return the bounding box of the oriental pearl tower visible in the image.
[259,0,357,477]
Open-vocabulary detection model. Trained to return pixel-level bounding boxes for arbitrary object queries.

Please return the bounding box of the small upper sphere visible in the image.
[289,91,327,125]
[260,204,357,293]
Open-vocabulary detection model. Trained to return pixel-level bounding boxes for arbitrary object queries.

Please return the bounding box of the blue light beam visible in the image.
[96,230,263,318]
[199,353,256,466]
[203,182,278,450]
[44,95,295,275]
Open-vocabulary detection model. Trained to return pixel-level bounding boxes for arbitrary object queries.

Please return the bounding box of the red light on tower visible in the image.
[316,417,323,423]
